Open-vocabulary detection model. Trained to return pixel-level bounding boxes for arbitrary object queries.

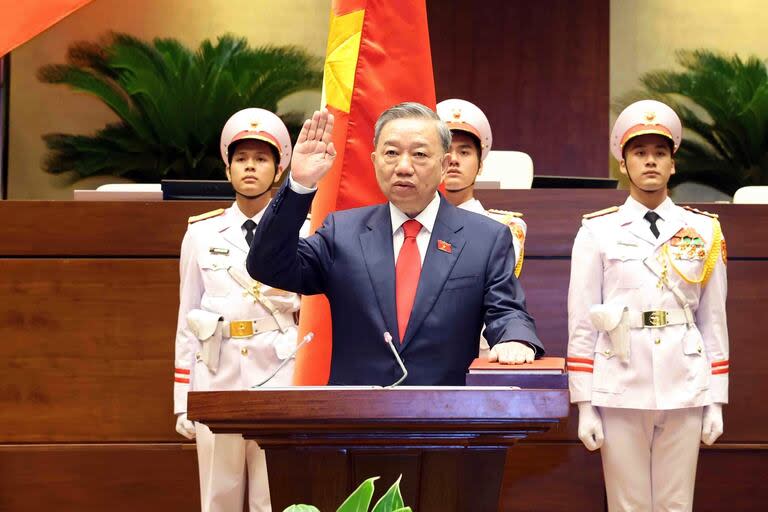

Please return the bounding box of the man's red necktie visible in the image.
[396,219,422,342]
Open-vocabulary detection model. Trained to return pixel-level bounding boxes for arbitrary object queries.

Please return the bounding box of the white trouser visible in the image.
[600,407,703,512]
[195,422,272,512]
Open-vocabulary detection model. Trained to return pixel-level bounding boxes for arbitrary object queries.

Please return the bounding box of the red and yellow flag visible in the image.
[0,0,94,56]
[294,0,436,384]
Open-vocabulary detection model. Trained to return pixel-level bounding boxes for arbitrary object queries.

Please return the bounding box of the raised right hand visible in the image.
[175,413,196,440]
[290,109,336,188]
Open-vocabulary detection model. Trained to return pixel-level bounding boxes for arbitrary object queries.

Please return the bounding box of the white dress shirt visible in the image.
[289,174,438,264]
[388,193,440,264]
[624,195,674,237]
[229,201,267,238]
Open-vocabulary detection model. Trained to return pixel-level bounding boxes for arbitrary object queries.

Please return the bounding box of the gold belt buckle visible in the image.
[643,310,668,328]
[230,320,254,338]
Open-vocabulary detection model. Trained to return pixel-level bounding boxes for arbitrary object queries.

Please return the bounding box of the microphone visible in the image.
[251,332,314,388]
[383,331,408,388]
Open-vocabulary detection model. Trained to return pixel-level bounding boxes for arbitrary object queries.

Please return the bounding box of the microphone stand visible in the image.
[384,332,408,388]
[251,332,314,388]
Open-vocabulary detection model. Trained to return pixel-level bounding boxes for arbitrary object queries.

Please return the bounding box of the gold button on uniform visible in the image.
[604,349,612,356]
[195,352,201,361]
[241,347,248,356]
[655,338,661,345]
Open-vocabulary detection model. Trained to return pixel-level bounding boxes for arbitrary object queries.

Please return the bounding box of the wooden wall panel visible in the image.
[718,261,768,442]
[500,443,605,511]
[0,200,226,256]
[428,0,610,177]
[0,444,199,512]
[0,259,179,442]
[694,448,768,512]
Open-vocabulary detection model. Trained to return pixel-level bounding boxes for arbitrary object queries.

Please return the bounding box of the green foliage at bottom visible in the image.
[283,475,412,512]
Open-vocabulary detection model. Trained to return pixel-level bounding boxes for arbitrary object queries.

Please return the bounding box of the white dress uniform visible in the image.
[567,196,729,510]
[174,202,302,512]
[458,197,527,358]
[437,99,527,276]
[457,197,526,277]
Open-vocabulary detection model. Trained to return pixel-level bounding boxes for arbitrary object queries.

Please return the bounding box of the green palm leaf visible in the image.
[37,32,322,182]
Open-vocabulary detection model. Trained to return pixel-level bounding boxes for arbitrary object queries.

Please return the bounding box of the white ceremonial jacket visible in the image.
[567,196,729,410]
[173,203,302,414]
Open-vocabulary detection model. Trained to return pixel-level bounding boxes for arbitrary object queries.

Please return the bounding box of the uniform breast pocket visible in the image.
[199,256,232,297]
[605,247,646,289]
[443,275,478,291]
[669,257,704,284]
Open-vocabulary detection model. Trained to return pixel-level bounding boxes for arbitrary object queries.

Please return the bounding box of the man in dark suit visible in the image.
[247,102,543,385]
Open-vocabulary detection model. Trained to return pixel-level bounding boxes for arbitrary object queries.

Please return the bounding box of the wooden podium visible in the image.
[188,387,568,511]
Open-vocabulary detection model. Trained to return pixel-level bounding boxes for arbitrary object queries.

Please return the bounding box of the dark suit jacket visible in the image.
[247,183,543,385]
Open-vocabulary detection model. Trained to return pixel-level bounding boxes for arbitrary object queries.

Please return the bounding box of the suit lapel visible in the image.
[359,206,399,341]
[401,198,465,349]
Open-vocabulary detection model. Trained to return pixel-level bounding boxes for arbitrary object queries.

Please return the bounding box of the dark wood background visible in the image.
[428,0,610,177]
[1,192,766,511]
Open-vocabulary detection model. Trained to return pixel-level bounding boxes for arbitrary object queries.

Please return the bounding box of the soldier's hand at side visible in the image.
[175,413,196,440]
[488,341,535,364]
[577,402,604,451]
[291,109,336,188]
[701,403,724,445]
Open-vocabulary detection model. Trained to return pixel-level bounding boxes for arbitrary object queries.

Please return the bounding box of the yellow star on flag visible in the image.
[323,7,365,113]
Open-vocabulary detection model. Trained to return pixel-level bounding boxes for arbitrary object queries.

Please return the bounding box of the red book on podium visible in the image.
[465,357,567,388]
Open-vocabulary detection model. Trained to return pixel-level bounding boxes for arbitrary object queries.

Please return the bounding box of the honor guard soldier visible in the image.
[173,108,303,512]
[437,99,528,360]
[567,100,729,511]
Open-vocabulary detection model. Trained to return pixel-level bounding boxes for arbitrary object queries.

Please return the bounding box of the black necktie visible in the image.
[644,211,661,238]
[243,219,257,247]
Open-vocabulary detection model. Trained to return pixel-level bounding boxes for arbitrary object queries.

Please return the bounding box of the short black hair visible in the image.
[227,139,280,167]
[621,135,674,160]
[452,130,482,159]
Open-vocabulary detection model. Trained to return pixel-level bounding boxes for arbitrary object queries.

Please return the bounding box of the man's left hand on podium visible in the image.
[488,341,535,364]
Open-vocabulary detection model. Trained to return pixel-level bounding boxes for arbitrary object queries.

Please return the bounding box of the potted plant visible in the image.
[37,32,322,182]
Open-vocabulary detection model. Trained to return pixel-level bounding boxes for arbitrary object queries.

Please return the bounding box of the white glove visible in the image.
[488,341,535,364]
[577,402,604,451]
[701,403,724,445]
[175,413,196,440]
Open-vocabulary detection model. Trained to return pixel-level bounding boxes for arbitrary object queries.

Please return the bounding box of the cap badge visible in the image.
[644,111,656,124]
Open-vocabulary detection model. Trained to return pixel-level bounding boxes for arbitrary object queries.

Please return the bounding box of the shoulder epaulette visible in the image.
[188,208,225,224]
[683,206,719,219]
[487,208,523,218]
[583,206,619,219]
